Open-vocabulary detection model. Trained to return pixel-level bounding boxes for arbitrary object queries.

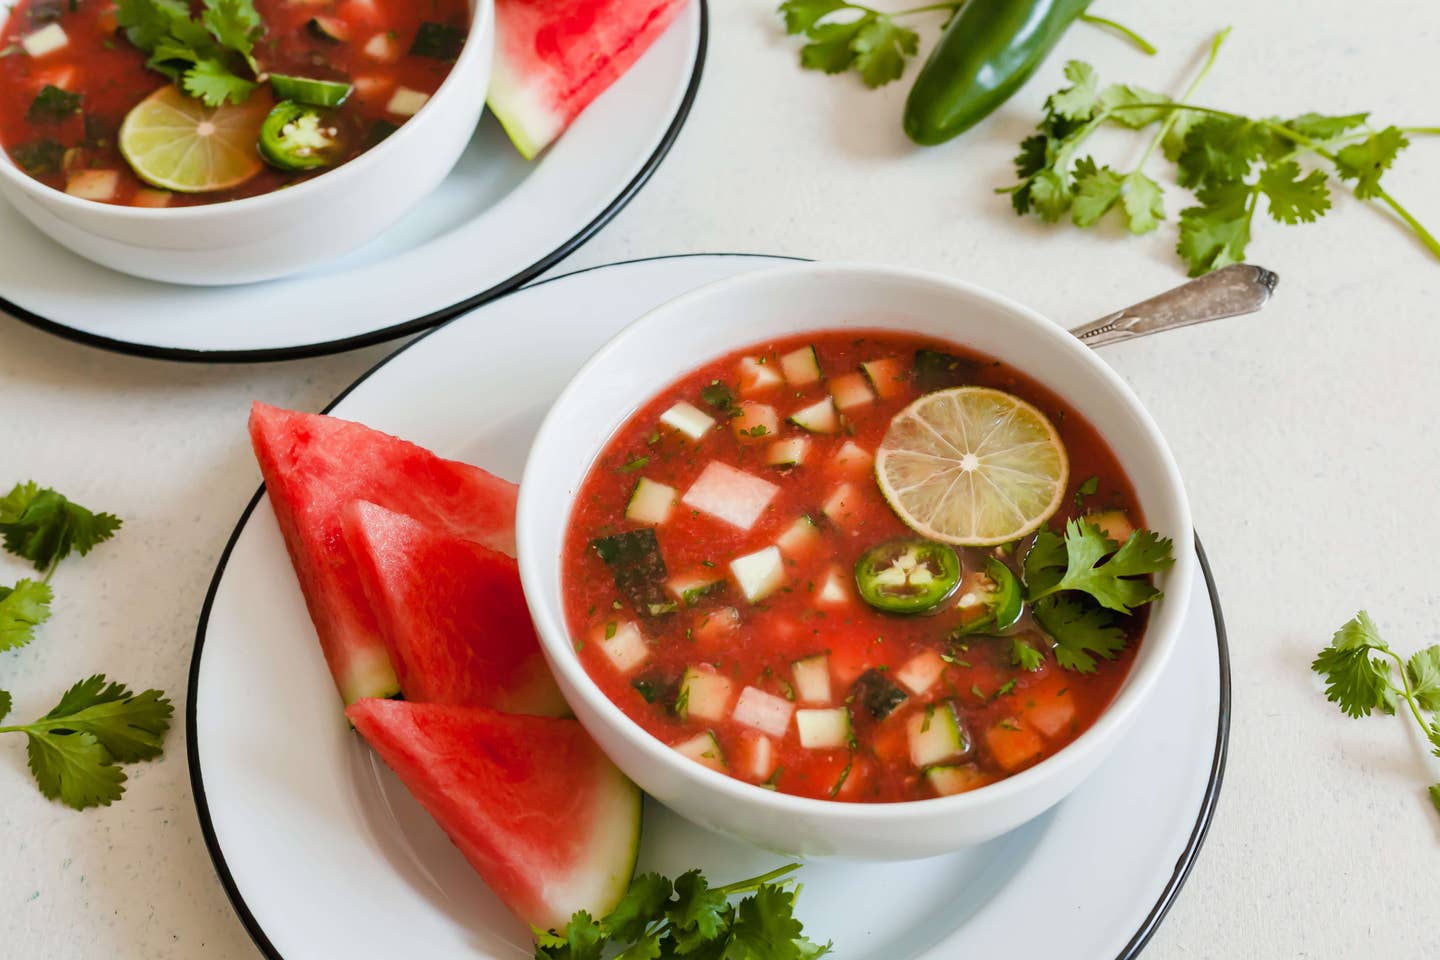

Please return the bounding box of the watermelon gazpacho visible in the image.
[561,330,1174,803]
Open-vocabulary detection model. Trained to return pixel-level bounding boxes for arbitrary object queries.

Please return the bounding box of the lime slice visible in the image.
[875,386,1069,546]
[119,85,270,193]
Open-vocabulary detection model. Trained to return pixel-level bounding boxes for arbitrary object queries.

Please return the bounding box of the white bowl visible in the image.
[0,0,493,286]
[517,262,1196,860]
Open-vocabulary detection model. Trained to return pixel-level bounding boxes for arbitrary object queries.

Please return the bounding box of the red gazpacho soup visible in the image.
[562,330,1174,804]
[0,0,468,206]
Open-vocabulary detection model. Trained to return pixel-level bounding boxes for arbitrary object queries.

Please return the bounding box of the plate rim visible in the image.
[185,252,1231,960]
[0,3,709,366]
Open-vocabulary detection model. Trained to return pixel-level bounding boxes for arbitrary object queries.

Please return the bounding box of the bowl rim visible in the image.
[517,260,1197,822]
[0,0,493,219]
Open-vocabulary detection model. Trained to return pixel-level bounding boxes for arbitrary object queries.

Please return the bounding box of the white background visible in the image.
[3,0,1440,956]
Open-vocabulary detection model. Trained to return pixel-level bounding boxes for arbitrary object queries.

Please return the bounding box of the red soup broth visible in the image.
[561,330,1149,804]
[0,0,468,206]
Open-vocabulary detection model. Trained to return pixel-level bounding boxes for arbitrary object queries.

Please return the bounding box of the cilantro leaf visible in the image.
[668,869,730,948]
[0,688,10,723]
[25,728,126,810]
[1099,84,1170,128]
[1283,111,1369,141]
[31,675,174,762]
[27,84,82,122]
[851,17,918,88]
[1334,126,1408,199]
[1257,160,1330,225]
[1022,527,1067,598]
[1177,181,1256,277]
[183,57,258,106]
[725,884,806,960]
[1175,115,1282,189]
[12,138,64,174]
[1011,636,1046,672]
[614,932,662,960]
[1430,784,1440,814]
[1069,157,1124,227]
[1405,645,1440,713]
[0,579,53,651]
[1029,520,1172,614]
[115,0,193,52]
[1033,595,1126,674]
[778,0,847,34]
[0,482,123,572]
[604,872,673,941]
[1121,170,1165,234]
[1048,61,1099,121]
[1026,168,1070,222]
[202,0,262,69]
[1311,611,1395,718]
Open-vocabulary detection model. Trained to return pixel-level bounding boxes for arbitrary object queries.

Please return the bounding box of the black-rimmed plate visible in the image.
[0,4,706,362]
[189,254,1228,959]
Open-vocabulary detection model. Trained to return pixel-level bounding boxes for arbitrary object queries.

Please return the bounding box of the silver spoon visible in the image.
[1069,263,1279,348]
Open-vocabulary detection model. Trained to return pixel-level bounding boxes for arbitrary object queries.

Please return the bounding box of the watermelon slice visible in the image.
[347,698,641,932]
[343,500,569,716]
[488,0,689,159]
[249,402,518,705]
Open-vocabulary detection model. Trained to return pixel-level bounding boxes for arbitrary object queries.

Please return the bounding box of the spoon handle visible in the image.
[1069,263,1279,348]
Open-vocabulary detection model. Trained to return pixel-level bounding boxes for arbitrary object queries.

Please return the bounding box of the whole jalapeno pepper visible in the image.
[903,0,1092,146]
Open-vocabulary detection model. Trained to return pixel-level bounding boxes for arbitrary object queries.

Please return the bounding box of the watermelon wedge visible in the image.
[347,698,641,932]
[488,0,689,159]
[249,402,518,705]
[343,500,569,716]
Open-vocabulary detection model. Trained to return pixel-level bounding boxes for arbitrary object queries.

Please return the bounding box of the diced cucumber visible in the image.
[590,529,675,618]
[625,477,676,525]
[737,356,782,395]
[666,570,725,606]
[692,606,740,643]
[659,401,715,441]
[729,545,785,603]
[926,763,989,797]
[822,483,857,526]
[65,169,118,201]
[815,567,849,606]
[672,731,726,772]
[22,23,67,57]
[851,669,908,719]
[860,357,908,399]
[894,649,946,695]
[681,461,779,531]
[791,653,832,703]
[780,345,822,385]
[796,707,852,749]
[133,189,172,208]
[830,440,872,472]
[595,621,649,673]
[386,86,430,117]
[828,372,874,411]
[364,32,400,62]
[907,701,969,767]
[738,733,777,781]
[307,16,351,42]
[731,402,778,443]
[1085,510,1134,545]
[765,437,810,468]
[774,515,820,556]
[732,686,794,737]
[788,397,838,434]
[678,665,734,721]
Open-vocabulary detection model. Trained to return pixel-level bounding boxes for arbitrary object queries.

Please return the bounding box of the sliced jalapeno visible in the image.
[268,74,354,107]
[952,557,1025,636]
[258,101,345,171]
[855,537,962,615]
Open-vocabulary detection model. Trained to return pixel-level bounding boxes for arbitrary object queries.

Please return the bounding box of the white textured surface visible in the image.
[2,0,1440,957]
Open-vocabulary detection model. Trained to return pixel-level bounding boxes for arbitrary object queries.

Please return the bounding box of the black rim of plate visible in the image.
[186,253,1231,960]
[0,3,709,365]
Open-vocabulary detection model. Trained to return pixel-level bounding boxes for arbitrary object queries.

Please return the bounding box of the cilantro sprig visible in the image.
[534,863,831,960]
[1019,520,1173,673]
[1006,28,1440,275]
[0,675,173,810]
[1312,612,1440,815]
[0,482,122,652]
[777,1,1155,89]
[115,0,266,107]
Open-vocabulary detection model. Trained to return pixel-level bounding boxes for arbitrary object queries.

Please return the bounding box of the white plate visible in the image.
[0,5,706,362]
[189,254,1229,959]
